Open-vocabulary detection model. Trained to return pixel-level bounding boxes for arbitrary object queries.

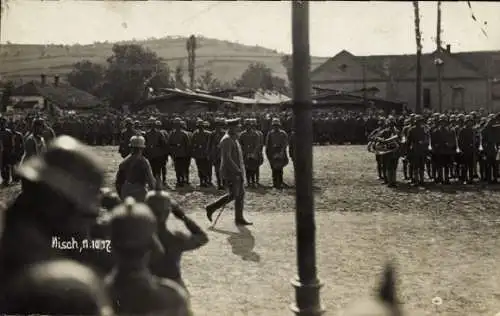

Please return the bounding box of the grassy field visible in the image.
[1,145,500,316]
[0,37,329,84]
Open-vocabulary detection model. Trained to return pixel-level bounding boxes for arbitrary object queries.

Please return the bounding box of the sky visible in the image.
[0,1,499,57]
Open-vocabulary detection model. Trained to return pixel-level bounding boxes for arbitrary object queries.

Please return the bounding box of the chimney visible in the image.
[54,75,60,86]
[446,44,451,53]
[40,74,46,85]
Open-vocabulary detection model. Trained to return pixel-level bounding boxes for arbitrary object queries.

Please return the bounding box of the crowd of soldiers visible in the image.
[368,111,500,188]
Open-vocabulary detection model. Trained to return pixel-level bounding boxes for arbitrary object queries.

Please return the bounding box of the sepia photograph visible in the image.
[0,1,500,315]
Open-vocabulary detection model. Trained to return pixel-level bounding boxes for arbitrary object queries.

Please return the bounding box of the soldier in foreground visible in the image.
[0,260,114,316]
[105,197,192,316]
[115,135,156,202]
[0,136,105,285]
[205,118,252,226]
[146,183,209,289]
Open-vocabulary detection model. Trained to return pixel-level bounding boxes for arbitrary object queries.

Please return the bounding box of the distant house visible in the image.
[311,46,500,112]
[10,74,101,112]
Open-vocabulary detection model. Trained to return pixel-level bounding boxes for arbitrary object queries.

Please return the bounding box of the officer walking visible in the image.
[205,118,252,226]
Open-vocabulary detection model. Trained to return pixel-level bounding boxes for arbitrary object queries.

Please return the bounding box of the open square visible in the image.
[2,145,495,315]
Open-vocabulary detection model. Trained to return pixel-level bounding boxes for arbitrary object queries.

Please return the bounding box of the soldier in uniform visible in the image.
[20,118,46,166]
[42,120,56,144]
[115,136,156,202]
[433,115,455,184]
[0,260,114,316]
[457,115,476,184]
[181,120,192,185]
[0,116,14,186]
[400,117,414,181]
[0,136,105,284]
[9,122,25,183]
[191,119,212,187]
[368,118,386,181]
[167,118,191,187]
[378,117,400,188]
[253,118,265,186]
[407,115,428,186]
[118,118,138,158]
[239,118,263,187]
[205,118,252,226]
[146,185,209,289]
[208,118,226,189]
[480,115,499,184]
[265,118,289,189]
[106,198,192,316]
[144,117,168,181]
[157,120,170,186]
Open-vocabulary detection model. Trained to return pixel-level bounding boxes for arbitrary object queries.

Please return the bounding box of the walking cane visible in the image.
[211,205,226,228]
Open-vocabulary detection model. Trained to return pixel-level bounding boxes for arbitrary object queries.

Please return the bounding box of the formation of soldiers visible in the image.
[369,111,500,188]
[118,116,293,190]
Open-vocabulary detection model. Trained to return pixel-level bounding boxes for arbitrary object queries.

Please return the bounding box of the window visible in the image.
[423,88,431,109]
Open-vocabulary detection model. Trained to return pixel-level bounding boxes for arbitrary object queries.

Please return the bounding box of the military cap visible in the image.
[415,114,424,122]
[439,114,447,121]
[202,121,210,127]
[111,197,156,249]
[133,120,140,125]
[465,115,473,121]
[16,136,104,215]
[271,118,281,126]
[2,259,113,316]
[225,118,241,126]
[129,135,146,148]
[173,117,182,122]
[155,120,162,126]
[196,118,204,126]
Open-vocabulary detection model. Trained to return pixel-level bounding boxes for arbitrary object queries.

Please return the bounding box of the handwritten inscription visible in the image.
[51,236,112,253]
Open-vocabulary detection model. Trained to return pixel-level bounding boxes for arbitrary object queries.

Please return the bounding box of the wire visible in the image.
[466,1,488,38]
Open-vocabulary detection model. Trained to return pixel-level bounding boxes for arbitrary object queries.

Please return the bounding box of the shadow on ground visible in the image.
[209,226,260,262]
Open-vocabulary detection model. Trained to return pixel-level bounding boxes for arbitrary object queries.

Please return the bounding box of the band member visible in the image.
[367,118,386,181]
[265,118,289,189]
[377,117,400,188]
[115,136,156,202]
[205,118,252,226]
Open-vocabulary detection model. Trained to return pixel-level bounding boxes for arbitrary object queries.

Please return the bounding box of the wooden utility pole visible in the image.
[436,1,444,112]
[186,35,197,89]
[413,1,423,114]
[290,2,324,316]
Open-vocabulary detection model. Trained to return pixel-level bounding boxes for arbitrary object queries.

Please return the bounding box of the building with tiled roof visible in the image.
[10,74,101,111]
[311,46,500,111]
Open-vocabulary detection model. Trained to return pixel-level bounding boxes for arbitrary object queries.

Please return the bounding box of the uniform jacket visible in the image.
[219,133,245,181]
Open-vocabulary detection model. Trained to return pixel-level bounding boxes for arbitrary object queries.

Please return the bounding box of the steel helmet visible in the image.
[16,136,104,215]
[129,136,146,148]
[2,260,114,316]
[110,197,156,250]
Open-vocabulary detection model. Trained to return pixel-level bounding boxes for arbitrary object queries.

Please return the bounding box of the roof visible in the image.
[312,49,500,81]
[11,81,101,109]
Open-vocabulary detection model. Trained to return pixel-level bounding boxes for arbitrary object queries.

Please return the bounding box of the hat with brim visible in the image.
[17,137,104,216]
[225,118,241,127]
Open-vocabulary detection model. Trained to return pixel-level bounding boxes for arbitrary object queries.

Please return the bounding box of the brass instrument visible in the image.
[368,133,400,155]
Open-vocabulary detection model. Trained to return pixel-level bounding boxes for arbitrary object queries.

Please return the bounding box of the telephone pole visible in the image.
[186,35,197,89]
[413,1,422,114]
[290,1,324,315]
[436,1,444,112]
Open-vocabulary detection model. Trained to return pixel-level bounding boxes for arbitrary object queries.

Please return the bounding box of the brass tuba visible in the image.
[368,134,400,155]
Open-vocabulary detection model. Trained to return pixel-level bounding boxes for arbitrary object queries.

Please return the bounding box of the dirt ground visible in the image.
[1,145,500,316]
